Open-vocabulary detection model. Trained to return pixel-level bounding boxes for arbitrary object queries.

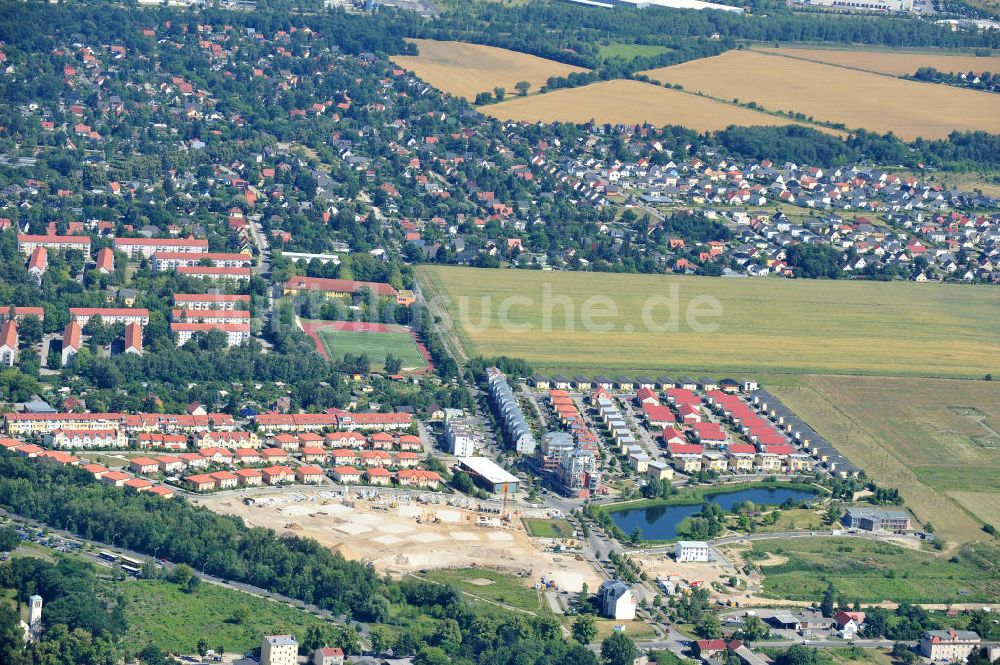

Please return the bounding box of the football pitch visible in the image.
[314,327,427,371]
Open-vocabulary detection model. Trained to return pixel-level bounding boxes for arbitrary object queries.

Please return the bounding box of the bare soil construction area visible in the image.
[195,488,601,592]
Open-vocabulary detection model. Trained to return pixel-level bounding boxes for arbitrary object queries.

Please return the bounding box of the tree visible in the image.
[735,615,770,642]
[820,583,836,617]
[515,80,530,96]
[432,618,462,655]
[301,624,327,653]
[450,471,474,494]
[696,613,723,639]
[369,626,393,656]
[414,645,450,665]
[0,525,20,551]
[384,353,402,374]
[601,632,637,665]
[493,86,506,101]
[227,604,251,625]
[168,563,195,587]
[572,614,597,645]
[891,642,916,665]
[196,638,209,658]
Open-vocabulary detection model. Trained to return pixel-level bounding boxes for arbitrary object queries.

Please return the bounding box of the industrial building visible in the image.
[842,507,911,533]
[455,456,520,493]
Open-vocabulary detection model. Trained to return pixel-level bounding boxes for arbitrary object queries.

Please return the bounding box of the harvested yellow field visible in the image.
[478,79,823,132]
[391,38,587,101]
[756,46,1000,77]
[642,50,1000,140]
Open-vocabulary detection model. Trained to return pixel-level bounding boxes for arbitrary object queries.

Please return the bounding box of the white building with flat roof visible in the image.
[675,540,711,562]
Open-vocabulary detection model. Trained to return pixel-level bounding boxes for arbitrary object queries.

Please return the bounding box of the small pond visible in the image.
[609,486,817,541]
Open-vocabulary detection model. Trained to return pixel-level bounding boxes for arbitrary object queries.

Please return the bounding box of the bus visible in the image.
[98,551,118,563]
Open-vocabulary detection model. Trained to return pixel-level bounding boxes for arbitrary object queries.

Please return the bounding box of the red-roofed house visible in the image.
[101,471,131,487]
[129,457,161,474]
[124,478,155,492]
[210,470,239,489]
[95,247,115,275]
[396,469,441,488]
[643,404,675,428]
[0,320,18,366]
[662,427,687,446]
[262,447,289,462]
[365,467,392,485]
[27,246,47,284]
[314,646,345,665]
[262,465,294,485]
[691,422,726,444]
[235,468,264,486]
[296,465,325,484]
[326,431,366,448]
[125,322,143,355]
[82,463,109,478]
[332,466,361,483]
[300,446,326,463]
[186,474,217,492]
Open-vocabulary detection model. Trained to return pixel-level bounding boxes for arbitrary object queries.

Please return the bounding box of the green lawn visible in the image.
[599,42,672,60]
[522,518,576,538]
[316,329,426,371]
[418,265,1000,379]
[752,537,1000,604]
[119,579,332,654]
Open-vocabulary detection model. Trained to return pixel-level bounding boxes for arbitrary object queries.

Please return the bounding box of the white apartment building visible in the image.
[261,635,298,665]
[675,540,711,563]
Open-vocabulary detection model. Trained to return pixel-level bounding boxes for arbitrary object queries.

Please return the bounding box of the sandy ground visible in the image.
[194,488,602,592]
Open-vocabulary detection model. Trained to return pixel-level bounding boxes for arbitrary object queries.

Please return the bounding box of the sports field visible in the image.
[391,38,587,100]
[773,376,1000,543]
[641,50,1000,139]
[755,46,1000,77]
[418,266,1000,379]
[301,320,428,371]
[478,79,828,133]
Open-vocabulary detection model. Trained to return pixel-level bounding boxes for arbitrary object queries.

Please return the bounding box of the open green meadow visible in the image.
[422,567,551,614]
[119,578,331,654]
[750,537,1000,604]
[418,266,1000,379]
[598,42,672,60]
[317,329,426,371]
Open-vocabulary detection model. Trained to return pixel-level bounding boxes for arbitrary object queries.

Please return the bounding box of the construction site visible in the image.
[195,487,603,593]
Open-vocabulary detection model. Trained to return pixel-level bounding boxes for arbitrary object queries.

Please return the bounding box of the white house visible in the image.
[675,540,711,563]
[597,580,636,621]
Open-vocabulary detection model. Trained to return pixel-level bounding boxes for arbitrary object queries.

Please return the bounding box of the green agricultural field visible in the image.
[317,329,426,371]
[750,537,1000,604]
[598,42,671,60]
[418,266,1000,379]
[522,518,576,538]
[119,579,331,654]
